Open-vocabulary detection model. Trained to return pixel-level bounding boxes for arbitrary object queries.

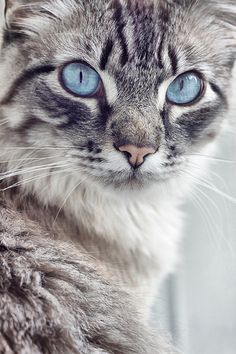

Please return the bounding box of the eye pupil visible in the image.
[60,62,101,98]
[79,71,83,84]
[179,79,184,91]
[166,72,203,105]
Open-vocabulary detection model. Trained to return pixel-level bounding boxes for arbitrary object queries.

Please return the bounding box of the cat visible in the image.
[0,0,235,353]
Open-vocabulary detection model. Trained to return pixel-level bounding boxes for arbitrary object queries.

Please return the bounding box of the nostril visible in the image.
[113,143,121,152]
[113,143,131,158]
[121,150,132,160]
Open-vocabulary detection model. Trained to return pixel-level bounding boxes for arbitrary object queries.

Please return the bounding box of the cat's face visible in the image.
[0,0,235,190]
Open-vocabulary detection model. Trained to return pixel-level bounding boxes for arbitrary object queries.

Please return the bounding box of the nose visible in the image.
[117,144,156,168]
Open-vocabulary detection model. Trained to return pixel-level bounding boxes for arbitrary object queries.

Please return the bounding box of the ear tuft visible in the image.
[4,0,50,36]
[215,1,236,28]
[3,0,76,37]
[213,0,236,56]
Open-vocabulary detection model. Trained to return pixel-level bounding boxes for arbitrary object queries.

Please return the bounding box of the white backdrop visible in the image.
[176,128,236,354]
[156,70,236,354]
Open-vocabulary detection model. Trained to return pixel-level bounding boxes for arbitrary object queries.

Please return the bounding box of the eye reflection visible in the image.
[166,72,203,105]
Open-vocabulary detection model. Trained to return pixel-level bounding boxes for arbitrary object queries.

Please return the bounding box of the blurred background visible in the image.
[155,75,236,354]
[0,1,235,354]
[158,138,236,354]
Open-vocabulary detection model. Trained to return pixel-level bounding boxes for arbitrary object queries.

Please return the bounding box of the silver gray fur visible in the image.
[0,0,235,353]
[0,206,174,353]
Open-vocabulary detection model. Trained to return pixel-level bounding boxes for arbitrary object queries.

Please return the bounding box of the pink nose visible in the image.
[118,144,156,168]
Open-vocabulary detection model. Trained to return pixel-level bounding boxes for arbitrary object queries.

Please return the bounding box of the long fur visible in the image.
[0,205,177,354]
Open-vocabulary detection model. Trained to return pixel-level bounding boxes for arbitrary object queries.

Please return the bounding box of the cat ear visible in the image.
[214,1,236,24]
[4,0,49,36]
[5,0,24,28]
[3,0,74,37]
[215,1,236,51]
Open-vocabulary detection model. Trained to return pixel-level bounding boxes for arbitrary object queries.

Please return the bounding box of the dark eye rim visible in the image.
[166,70,206,107]
[58,60,104,99]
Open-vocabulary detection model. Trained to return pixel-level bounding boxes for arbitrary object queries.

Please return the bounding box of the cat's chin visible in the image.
[107,177,150,191]
[96,171,172,192]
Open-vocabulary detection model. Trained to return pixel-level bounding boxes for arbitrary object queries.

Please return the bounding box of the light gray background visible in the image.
[175,129,236,354]
[0,2,235,354]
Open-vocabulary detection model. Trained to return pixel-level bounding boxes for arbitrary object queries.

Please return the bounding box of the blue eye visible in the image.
[166,72,203,105]
[61,62,101,97]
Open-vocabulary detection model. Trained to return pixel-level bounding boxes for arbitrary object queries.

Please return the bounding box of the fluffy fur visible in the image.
[0,0,235,353]
[0,205,176,353]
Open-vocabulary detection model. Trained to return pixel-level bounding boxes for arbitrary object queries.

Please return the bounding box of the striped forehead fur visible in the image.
[5,0,236,34]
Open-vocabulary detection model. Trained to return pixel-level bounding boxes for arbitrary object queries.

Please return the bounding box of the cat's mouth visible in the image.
[74,154,182,189]
[95,167,179,190]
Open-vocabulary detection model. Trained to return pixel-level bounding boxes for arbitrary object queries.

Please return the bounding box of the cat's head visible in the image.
[0,0,235,193]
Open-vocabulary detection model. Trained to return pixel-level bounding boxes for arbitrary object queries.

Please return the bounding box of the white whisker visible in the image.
[190,189,220,249]
[183,167,236,205]
[0,155,63,164]
[0,119,9,127]
[188,154,235,164]
[0,165,73,192]
[183,169,236,258]
[0,146,75,150]
[52,176,88,226]
[0,162,70,182]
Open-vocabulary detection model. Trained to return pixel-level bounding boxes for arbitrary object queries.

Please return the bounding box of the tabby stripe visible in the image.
[168,45,178,76]
[178,105,223,141]
[112,0,129,67]
[157,34,165,70]
[210,82,228,107]
[160,107,171,139]
[3,29,25,45]
[1,65,56,105]
[34,84,104,131]
[100,39,114,70]
[159,3,170,23]
[99,100,112,126]
[13,116,43,134]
